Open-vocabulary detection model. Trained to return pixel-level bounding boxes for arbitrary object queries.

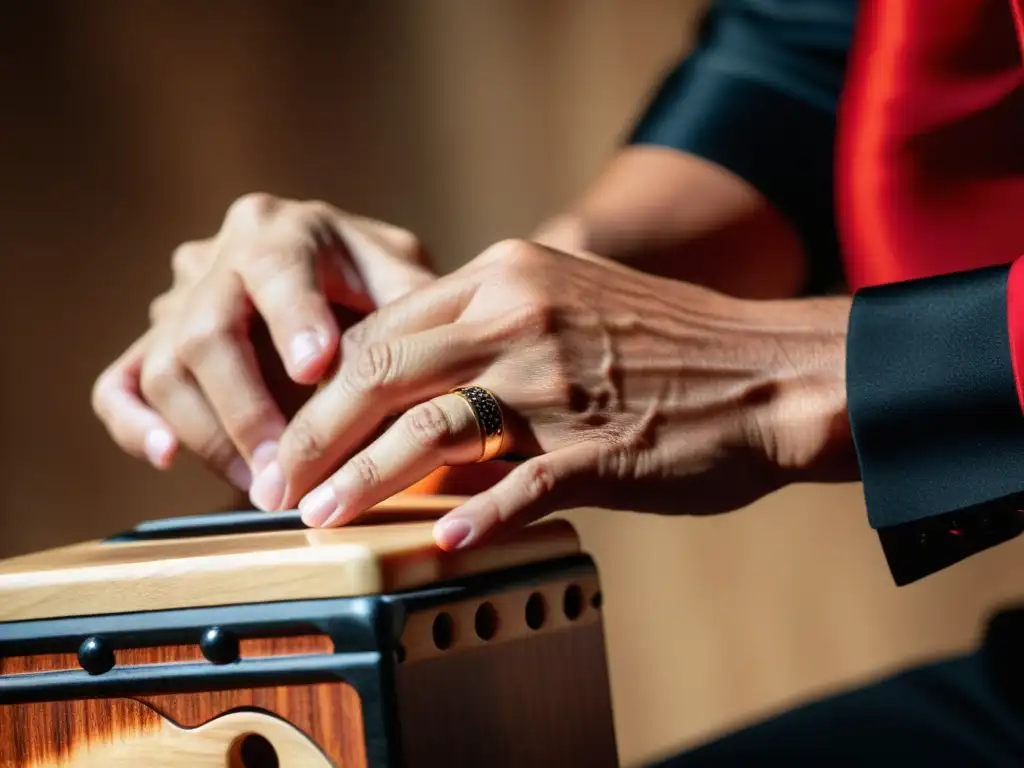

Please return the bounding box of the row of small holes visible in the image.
[414,583,600,656]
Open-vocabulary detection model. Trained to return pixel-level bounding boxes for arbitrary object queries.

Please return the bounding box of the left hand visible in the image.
[258,239,814,549]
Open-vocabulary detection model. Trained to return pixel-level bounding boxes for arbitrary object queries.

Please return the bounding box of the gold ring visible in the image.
[449,385,505,462]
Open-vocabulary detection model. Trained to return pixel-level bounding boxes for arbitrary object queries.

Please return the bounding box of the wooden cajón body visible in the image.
[0,496,618,767]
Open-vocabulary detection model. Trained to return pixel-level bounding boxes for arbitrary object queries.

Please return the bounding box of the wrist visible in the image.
[745,295,859,488]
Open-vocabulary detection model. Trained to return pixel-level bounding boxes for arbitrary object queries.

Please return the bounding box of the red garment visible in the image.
[838,0,1024,292]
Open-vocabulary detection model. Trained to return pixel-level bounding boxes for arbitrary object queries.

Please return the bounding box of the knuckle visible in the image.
[90,368,116,415]
[282,415,328,466]
[350,341,396,392]
[341,322,370,356]
[193,431,236,470]
[391,227,421,261]
[404,401,455,448]
[595,443,641,480]
[375,222,421,262]
[509,299,558,338]
[224,192,281,228]
[139,354,182,401]
[345,453,382,489]
[148,293,174,324]
[220,404,272,448]
[173,312,232,364]
[478,238,536,269]
[515,460,557,503]
[170,240,209,279]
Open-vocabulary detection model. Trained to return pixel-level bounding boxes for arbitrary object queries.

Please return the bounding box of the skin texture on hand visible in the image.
[240,239,854,551]
[92,142,850,540]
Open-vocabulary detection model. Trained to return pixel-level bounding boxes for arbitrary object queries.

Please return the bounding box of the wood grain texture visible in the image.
[0,636,334,676]
[0,682,365,767]
[1,636,362,767]
[0,518,580,622]
[30,710,334,767]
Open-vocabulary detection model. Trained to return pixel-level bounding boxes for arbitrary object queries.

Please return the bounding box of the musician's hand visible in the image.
[91,193,434,492]
[263,239,849,548]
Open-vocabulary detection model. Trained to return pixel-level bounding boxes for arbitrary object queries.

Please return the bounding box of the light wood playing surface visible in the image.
[0,496,581,623]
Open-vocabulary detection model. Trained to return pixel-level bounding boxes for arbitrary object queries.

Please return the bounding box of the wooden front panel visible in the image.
[396,572,618,767]
[0,684,365,767]
[0,637,366,768]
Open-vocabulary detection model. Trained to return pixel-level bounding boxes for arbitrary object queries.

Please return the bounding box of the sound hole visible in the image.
[563,584,584,621]
[525,592,547,630]
[474,601,499,641]
[432,612,455,650]
[591,590,603,610]
[230,733,279,768]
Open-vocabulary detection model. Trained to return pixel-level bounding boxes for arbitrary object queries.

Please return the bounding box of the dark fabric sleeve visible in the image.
[847,262,1024,585]
[627,0,858,295]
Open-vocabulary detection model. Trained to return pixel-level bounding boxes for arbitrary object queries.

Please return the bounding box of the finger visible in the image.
[92,337,179,469]
[176,271,288,465]
[140,342,252,490]
[331,216,434,305]
[433,443,599,551]
[337,268,478,357]
[298,393,483,528]
[234,240,341,384]
[275,322,498,511]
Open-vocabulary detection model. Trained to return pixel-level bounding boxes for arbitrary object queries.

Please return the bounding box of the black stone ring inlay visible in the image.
[449,385,506,462]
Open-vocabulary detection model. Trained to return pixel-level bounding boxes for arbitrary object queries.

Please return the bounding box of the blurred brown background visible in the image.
[3,2,1024,766]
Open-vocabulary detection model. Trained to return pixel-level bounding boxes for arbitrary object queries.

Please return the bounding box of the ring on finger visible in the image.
[449,385,506,462]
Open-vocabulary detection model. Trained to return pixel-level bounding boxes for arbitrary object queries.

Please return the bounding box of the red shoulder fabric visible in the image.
[837,0,1024,291]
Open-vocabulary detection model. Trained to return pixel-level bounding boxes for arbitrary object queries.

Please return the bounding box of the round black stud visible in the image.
[77,636,115,676]
[200,626,240,665]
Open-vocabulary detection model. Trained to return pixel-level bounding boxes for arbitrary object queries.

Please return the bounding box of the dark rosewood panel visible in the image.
[0,636,365,767]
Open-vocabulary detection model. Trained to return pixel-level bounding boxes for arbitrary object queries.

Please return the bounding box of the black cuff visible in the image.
[847,264,1024,584]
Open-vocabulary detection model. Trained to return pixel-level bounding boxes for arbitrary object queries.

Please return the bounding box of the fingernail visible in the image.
[144,428,175,468]
[226,457,252,491]
[251,441,278,475]
[250,460,285,511]
[435,518,473,550]
[299,485,341,527]
[291,330,325,370]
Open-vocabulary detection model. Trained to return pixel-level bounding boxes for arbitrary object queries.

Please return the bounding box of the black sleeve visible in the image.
[628,0,859,296]
[847,263,1024,585]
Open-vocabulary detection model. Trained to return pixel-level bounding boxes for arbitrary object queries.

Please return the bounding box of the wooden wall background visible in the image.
[3,2,1024,765]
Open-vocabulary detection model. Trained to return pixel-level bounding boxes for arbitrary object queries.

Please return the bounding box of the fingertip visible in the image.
[433,516,474,551]
[225,457,253,492]
[144,427,177,469]
[250,460,286,512]
[288,327,337,384]
[298,484,340,527]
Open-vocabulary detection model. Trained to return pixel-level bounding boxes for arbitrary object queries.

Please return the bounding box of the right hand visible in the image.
[91,193,435,494]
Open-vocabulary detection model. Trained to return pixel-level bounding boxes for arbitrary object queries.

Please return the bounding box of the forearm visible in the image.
[531,146,810,300]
